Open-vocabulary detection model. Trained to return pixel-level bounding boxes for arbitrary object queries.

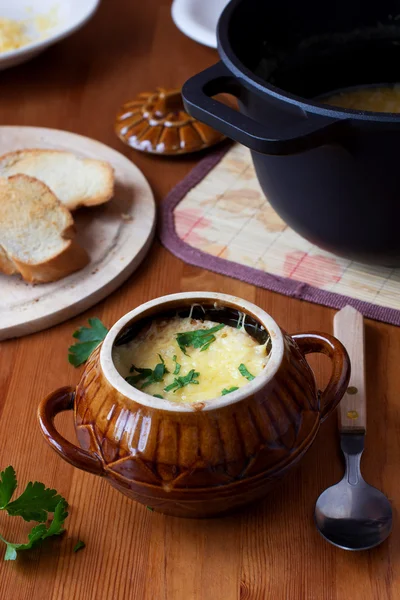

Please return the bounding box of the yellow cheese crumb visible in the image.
[0,19,29,53]
[0,6,59,54]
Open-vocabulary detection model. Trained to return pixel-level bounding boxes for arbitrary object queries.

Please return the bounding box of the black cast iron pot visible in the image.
[182,0,400,266]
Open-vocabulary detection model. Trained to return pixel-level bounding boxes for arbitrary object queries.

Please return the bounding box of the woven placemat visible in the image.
[159,143,400,326]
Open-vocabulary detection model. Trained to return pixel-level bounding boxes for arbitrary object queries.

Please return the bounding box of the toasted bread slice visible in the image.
[0,174,89,283]
[0,149,114,210]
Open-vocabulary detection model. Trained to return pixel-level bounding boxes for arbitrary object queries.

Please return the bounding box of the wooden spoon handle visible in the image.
[333,306,366,433]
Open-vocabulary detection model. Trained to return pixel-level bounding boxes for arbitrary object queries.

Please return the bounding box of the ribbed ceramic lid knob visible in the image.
[115,87,225,155]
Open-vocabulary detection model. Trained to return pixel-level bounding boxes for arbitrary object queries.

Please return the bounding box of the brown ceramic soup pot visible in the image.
[38,292,350,518]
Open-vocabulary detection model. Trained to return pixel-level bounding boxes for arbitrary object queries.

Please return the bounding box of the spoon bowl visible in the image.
[315,437,393,550]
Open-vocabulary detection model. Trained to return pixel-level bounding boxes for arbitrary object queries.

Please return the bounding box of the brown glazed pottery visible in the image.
[38,292,350,518]
[115,88,225,155]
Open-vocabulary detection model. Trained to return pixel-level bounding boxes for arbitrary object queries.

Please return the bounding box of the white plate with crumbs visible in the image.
[0,0,100,70]
[0,126,156,341]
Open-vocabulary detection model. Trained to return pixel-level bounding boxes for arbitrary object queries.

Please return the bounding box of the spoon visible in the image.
[315,306,392,550]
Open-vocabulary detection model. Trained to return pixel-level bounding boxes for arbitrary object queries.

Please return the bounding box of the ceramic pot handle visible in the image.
[292,332,351,422]
[38,386,104,476]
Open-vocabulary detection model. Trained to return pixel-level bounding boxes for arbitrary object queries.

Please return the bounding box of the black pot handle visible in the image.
[182,62,350,155]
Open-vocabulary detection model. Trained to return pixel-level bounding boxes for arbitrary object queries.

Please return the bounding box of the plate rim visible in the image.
[171,0,217,49]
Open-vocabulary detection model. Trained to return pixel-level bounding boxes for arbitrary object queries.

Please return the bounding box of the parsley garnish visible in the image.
[173,355,181,375]
[68,318,108,367]
[164,369,200,393]
[0,466,69,561]
[153,394,164,399]
[221,387,239,396]
[126,365,152,386]
[238,363,255,381]
[176,324,224,355]
[73,540,86,553]
[126,355,168,389]
[141,358,168,389]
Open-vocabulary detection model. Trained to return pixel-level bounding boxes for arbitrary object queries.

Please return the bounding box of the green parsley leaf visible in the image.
[1,500,68,561]
[73,540,86,553]
[0,467,69,561]
[164,369,200,393]
[0,466,17,509]
[125,357,169,390]
[221,387,239,396]
[68,318,108,367]
[5,482,64,523]
[71,318,108,343]
[238,363,255,381]
[153,394,164,399]
[126,366,152,386]
[176,324,224,355]
[42,500,68,539]
[146,505,154,512]
[141,359,168,389]
[173,355,181,375]
[129,365,151,375]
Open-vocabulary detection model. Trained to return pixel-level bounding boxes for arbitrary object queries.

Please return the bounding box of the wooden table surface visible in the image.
[0,1,398,598]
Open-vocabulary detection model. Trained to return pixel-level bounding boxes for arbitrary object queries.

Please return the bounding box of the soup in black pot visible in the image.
[322,85,400,112]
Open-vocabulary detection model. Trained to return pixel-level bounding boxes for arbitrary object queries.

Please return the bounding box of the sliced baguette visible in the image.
[0,174,89,283]
[0,149,114,210]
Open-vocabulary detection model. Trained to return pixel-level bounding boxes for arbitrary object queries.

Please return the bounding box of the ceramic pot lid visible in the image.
[115,87,225,155]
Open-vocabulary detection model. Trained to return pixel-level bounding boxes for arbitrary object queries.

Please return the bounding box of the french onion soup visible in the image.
[112,309,270,404]
[322,85,400,113]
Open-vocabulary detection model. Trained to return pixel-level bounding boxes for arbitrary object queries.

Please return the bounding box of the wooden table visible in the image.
[0,1,398,598]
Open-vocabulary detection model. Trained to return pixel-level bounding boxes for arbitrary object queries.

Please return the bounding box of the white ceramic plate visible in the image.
[171,0,230,49]
[0,0,100,70]
[0,126,156,341]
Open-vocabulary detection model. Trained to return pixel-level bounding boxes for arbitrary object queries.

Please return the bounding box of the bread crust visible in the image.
[0,174,89,284]
[4,238,89,283]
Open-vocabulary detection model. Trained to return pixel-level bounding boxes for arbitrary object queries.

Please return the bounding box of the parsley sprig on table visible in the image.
[68,318,109,367]
[176,324,225,355]
[164,369,200,393]
[73,540,86,553]
[0,466,69,561]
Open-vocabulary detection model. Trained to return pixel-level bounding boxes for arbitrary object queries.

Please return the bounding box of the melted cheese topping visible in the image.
[112,317,269,404]
[323,85,400,113]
